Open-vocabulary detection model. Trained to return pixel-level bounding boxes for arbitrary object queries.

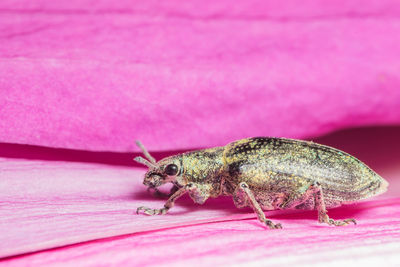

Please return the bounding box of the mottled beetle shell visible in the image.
[136,137,389,228]
[224,137,388,210]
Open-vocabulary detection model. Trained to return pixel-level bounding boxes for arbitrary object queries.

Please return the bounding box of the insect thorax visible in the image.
[181,147,226,194]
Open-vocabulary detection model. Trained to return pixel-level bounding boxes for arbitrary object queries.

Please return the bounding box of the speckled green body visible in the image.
[223,137,387,209]
[136,137,388,228]
[174,137,387,209]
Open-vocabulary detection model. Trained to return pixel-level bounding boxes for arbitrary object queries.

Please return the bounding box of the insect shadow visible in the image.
[269,204,366,221]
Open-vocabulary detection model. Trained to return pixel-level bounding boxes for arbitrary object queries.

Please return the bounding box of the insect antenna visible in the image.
[134,156,157,168]
[134,140,157,168]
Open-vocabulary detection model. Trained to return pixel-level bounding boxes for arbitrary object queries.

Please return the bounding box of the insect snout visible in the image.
[144,172,165,188]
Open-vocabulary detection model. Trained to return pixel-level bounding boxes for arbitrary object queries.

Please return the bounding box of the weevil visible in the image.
[134,137,388,229]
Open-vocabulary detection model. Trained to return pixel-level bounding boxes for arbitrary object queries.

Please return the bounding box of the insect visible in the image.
[134,137,388,229]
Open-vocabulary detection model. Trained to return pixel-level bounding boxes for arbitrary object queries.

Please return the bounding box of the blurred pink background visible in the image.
[1,0,400,266]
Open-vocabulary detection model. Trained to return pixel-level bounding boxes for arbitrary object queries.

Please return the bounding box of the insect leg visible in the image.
[310,183,357,226]
[186,183,212,204]
[278,182,315,209]
[238,182,282,229]
[147,185,180,199]
[137,186,188,215]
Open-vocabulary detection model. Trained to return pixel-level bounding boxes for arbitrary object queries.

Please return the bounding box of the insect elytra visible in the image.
[134,137,388,229]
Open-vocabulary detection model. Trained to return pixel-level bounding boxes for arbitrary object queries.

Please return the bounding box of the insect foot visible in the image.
[136,206,169,216]
[265,220,283,229]
[136,187,188,216]
[311,182,357,227]
[319,214,357,226]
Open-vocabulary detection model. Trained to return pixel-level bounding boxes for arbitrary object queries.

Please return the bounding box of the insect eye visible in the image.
[165,164,178,176]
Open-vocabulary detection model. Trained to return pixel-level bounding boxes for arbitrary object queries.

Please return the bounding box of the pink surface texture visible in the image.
[1,0,400,266]
[0,158,255,259]
[4,202,400,267]
[1,127,400,266]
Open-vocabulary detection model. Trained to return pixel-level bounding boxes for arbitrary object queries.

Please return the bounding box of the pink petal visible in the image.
[1,127,399,260]
[1,1,400,151]
[3,199,400,266]
[0,158,254,258]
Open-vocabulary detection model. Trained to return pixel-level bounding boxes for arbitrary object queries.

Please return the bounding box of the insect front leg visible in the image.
[137,186,188,215]
[235,182,282,229]
[148,185,180,199]
[186,183,212,204]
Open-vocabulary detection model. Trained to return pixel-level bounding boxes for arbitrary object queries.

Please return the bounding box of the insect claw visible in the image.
[342,218,357,225]
[137,206,168,216]
[265,220,282,229]
[348,219,357,225]
[144,210,155,216]
[323,217,357,226]
[136,206,145,214]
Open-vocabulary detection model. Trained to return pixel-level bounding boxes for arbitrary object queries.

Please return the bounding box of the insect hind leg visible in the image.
[235,182,282,229]
[281,182,357,226]
[312,182,357,226]
[279,182,316,210]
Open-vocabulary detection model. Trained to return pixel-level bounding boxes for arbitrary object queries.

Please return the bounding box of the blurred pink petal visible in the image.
[1,1,400,151]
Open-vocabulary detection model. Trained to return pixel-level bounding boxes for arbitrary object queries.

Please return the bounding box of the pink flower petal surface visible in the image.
[0,158,255,259]
[4,200,400,267]
[0,127,399,265]
[1,157,399,265]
